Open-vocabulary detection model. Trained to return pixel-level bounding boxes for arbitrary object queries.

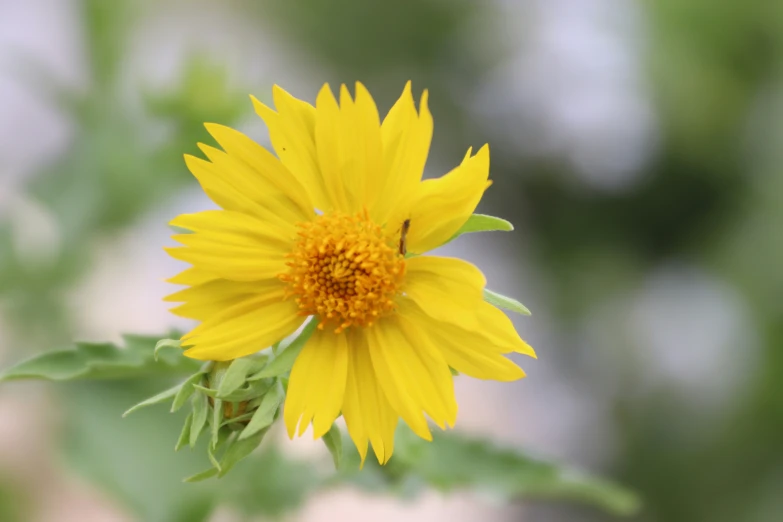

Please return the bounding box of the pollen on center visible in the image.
[279,210,406,333]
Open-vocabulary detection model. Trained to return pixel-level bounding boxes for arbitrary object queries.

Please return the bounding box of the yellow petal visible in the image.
[165,210,290,282]
[196,143,307,227]
[349,82,384,210]
[202,123,314,220]
[372,83,433,224]
[314,84,352,212]
[165,277,280,322]
[399,298,526,381]
[342,329,398,465]
[404,144,490,254]
[181,290,304,361]
[284,329,348,439]
[404,256,485,328]
[184,154,281,221]
[476,300,537,358]
[251,87,331,210]
[166,267,216,286]
[368,315,457,436]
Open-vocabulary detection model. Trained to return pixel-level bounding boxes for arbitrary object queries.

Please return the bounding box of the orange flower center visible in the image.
[279,210,406,333]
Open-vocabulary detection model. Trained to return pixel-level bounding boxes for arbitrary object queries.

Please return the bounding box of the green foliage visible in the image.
[62,382,217,522]
[449,213,514,243]
[217,448,320,518]
[335,427,640,516]
[239,381,284,440]
[484,289,532,316]
[0,335,200,382]
[392,429,640,516]
[323,423,344,469]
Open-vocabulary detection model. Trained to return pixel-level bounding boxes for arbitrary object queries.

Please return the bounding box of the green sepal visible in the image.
[484,288,532,316]
[183,467,218,483]
[248,320,318,380]
[216,379,273,402]
[154,338,182,361]
[218,428,270,477]
[238,381,284,441]
[171,372,205,412]
[217,358,259,398]
[175,412,193,452]
[189,391,209,448]
[122,382,181,417]
[221,411,256,429]
[211,398,224,449]
[207,429,231,471]
[449,367,460,377]
[448,213,513,242]
[322,424,343,469]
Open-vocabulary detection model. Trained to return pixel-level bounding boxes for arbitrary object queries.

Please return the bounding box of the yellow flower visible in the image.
[165,82,536,464]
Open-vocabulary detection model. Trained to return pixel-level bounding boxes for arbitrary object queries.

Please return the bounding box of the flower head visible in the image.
[165,82,536,464]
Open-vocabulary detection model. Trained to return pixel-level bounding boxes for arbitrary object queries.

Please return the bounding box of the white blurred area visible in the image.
[0,0,755,521]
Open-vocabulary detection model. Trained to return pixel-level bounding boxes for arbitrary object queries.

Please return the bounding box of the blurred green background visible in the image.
[1,0,782,520]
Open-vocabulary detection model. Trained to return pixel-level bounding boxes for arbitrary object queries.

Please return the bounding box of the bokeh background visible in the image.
[1,0,782,521]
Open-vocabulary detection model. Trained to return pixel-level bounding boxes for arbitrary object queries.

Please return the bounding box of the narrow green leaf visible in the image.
[190,391,209,448]
[393,429,640,516]
[122,382,181,417]
[239,382,284,441]
[211,398,223,449]
[0,336,200,382]
[154,338,181,361]
[192,384,217,398]
[248,320,318,380]
[218,428,269,477]
[448,213,513,242]
[207,437,224,471]
[171,372,205,412]
[175,412,193,452]
[183,467,218,483]
[322,424,343,469]
[218,379,273,403]
[217,358,256,398]
[221,411,256,428]
[484,288,532,316]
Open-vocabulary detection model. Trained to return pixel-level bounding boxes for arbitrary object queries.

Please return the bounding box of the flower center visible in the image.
[279,210,406,333]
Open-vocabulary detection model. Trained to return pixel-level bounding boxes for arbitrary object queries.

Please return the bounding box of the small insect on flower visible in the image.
[399,218,411,257]
[164,81,536,466]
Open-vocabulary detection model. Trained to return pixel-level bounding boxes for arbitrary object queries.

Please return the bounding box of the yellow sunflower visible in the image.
[165,82,536,464]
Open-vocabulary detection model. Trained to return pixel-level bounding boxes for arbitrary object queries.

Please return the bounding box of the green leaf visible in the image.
[216,358,257,398]
[154,338,181,361]
[448,213,513,242]
[218,447,320,518]
[183,468,218,483]
[190,391,209,448]
[0,336,200,382]
[175,412,193,452]
[239,381,284,440]
[122,382,181,417]
[218,429,269,477]
[62,382,216,521]
[171,372,205,412]
[218,379,273,403]
[248,320,318,380]
[211,398,224,449]
[322,424,343,469]
[393,429,640,516]
[484,288,532,316]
